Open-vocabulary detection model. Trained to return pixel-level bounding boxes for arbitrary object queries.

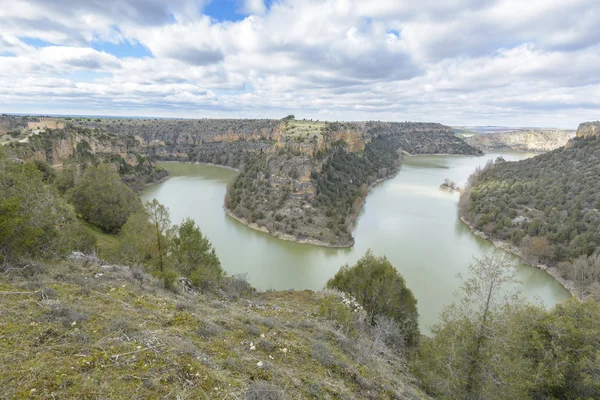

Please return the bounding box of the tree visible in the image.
[171,218,223,289]
[524,298,600,399]
[326,250,419,347]
[413,251,529,399]
[521,235,552,263]
[0,148,94,265]
[68,164,141,233]
[145,199,171,273]
[118,208,155,266]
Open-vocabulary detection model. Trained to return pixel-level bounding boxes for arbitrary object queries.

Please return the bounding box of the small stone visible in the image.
[250,345,256,351]
[30,389,37,394]
[257,361,264,368]
[260,333,265,338]
[281,348,288,354]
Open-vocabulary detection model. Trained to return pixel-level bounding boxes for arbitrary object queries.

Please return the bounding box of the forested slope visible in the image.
[461,122,600,297]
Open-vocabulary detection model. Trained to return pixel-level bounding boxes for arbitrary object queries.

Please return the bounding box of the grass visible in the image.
[81,221,122,260]
[0,256,430,399]
[284,120,326,142]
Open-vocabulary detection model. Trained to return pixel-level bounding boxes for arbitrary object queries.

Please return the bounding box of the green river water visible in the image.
[142,153,570,332]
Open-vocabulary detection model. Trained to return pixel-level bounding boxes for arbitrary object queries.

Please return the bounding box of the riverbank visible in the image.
[137,173,171,192]
[224,208,354,248]
[224,163,402,248]
[460,216,578,298]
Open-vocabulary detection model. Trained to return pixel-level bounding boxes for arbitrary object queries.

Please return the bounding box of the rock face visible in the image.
[466,129,576,153]
[576,121,600,139]
[8,126,167,191]
[15,129,138,168]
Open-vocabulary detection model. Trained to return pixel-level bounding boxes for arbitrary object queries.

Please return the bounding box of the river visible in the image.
[142,153,570,332]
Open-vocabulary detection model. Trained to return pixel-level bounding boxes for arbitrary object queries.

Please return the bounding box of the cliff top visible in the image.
[576,121,600,138]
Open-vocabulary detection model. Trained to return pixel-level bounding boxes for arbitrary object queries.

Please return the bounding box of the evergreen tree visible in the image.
[326,250,419,347]
[68,164,141,233]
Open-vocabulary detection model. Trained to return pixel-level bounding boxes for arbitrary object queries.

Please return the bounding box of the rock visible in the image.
[466,129,575,152]
[575,121,600,139]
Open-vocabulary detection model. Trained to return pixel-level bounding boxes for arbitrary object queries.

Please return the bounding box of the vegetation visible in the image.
[118,200,225,291]
[326,251,419,347]
[0,148,94,265]
[315,136,403,236]
[461,135,600,296]
[413,251,600,400]
[172,218,224,289]
[0,258,428,399]
[68,164,142,234]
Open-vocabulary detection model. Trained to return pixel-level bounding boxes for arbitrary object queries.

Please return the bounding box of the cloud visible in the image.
[0,0,599,127]
[240,0,267,15]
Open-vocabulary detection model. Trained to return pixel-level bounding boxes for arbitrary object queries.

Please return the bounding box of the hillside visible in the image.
[1,115,481,246]
[460,121,600,297]
[465,129,575,153]
[3,125,168,192]
[0,254,428,399]
[223,119,481,247]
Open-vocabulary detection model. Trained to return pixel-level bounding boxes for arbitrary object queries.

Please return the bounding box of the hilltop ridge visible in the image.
[465,129,575,153]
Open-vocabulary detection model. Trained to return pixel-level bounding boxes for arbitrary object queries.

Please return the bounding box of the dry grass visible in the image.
[0,256,429,399]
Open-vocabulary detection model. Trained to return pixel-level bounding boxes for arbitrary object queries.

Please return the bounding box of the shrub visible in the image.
[171,218,224,290]
[68,164,141,233]
[326,250,419,346]
[0,149,89,263]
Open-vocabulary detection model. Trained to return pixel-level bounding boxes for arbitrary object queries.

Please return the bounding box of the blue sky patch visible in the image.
[21,37,57,47]
[387,29,401,38]
[92,40,153,58]
[203,0,246,22]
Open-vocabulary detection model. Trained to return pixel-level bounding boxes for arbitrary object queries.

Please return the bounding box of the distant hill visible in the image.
[465,129,575,153]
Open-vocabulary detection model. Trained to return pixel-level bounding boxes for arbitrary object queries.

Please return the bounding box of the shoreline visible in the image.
[224,162,404,248]
[224,208,354,248]
[157,159,241,172]
[459,216,578,298]
[137,173,172,192]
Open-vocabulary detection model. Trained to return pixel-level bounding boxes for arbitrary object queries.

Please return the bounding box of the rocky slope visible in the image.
[466,129,575,153]
[574,121,600,139]
[5,125,168,192]
[0,254,429,399]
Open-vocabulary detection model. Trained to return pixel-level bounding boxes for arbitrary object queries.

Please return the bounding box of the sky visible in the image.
[0,0,599,128]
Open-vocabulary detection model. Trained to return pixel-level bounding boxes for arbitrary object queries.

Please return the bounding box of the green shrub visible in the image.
[326,250,419,346]
[68,164,141,233]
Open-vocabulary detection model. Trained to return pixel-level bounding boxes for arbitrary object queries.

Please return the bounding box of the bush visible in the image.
[0,149,88,263]
[172,218,224,290]
[326,250,419,347]
[68,164,141,233]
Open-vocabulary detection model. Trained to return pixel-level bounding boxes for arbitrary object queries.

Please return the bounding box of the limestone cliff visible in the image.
[466,129,575,153]
[8,126,167,191]
[576,121,600,139]
[13,129,138,168]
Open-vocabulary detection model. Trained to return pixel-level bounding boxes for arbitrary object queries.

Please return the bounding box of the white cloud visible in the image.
[241,0,267,15]
[0,0,598,127]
